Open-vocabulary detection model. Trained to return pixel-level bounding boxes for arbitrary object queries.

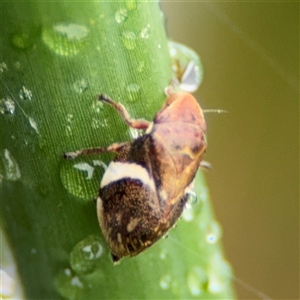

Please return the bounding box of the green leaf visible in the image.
[1,1,236,299]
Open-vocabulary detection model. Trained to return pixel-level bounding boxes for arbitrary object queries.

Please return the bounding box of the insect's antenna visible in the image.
[203,109,228,114]
[234,277,273,300]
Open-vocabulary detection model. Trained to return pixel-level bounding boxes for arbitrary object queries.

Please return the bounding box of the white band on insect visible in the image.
[100,161,156,192]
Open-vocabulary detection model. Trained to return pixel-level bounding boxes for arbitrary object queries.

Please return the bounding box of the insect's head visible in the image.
[154,92,206,131]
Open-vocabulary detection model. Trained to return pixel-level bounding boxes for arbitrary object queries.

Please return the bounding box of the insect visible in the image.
[64,90,207,263]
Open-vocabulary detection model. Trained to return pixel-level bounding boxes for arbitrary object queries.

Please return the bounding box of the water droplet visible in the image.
[126,83,141,102]
[19,86,32,100]
[140,24,151,39]
[73,79,88,94]
[42,23,89,56]
[159,248,168,260]
[28,117,39,134]
[137,61,145,73]
[0,149,21,181]
[10,32,33,50]
[60,158,106,200]
[159,274,171,290]
[205,221,222,244]
[70,235,104,274]
[207,253,233,294]
[55,268,85,300]
[187,190,198,205]
[0,62,8,72]
[168,41,204,92]
[187,267,207,296]
[126,0,137,10]
[1,230,25,299]
[91,99,104,114]
[122,30,137,50]
[14,61,21,69]
[31,248,37,254]
[182,207,194,222]
[115,8,128,24]
[0,98,15,114]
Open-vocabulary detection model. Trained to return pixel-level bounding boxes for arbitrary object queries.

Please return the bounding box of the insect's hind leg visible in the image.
[63,142,127,160]
[99,94,151,130]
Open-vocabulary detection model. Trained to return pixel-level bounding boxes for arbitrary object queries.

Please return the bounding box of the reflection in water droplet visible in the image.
[159,274,171,290]
[28,117,39,134]
[122,31,137,50]
[73,163,95,180]
[70,235,104,274]
[205,221,222,244]
[19,86,32,100]
[55,268,85,300]
[140,24,151,39]
[60,158,106,200]
[182,207,194,222]
[187,190,198,205]
[0,98,15,114]
[115,8,128,24]
[0,62,8,72]
[0,149,21,181]
[73,79,88,94]
[42,23,89,56]
[1,230,25,299]
[168,40,204,93]
[187,266,207,296]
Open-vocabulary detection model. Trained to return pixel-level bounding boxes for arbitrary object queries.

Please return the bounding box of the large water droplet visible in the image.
[42,23,89,56]
[187,266,207,296]
[55,268,86,300]
[115,8,128,24]
[168,41,204,92]
[122,31,136,50]
[0,149,21,181]
[70,235,104,274]
[60,158,106,200]
[0,98,15,114]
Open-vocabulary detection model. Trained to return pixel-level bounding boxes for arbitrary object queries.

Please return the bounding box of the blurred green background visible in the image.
[162,2,298,299]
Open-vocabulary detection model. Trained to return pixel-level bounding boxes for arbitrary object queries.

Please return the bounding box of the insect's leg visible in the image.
[63,142,127,160]
[99,94,151,130]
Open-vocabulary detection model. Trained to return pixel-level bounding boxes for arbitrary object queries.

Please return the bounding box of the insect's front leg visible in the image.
[63,142,127,160]
[99,94,151,130]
